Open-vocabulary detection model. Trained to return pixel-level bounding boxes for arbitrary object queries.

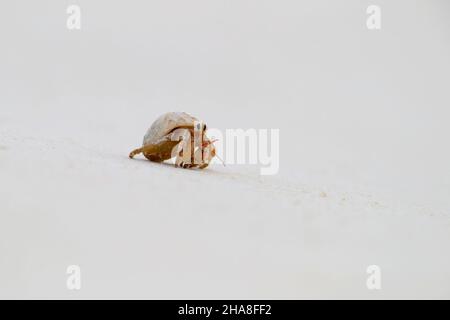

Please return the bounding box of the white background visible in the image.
[0,0,449,298]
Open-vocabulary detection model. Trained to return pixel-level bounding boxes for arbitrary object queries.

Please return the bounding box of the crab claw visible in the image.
[202,138,218,148]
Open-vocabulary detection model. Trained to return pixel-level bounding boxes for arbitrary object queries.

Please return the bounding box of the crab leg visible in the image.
[129,144,159,159]
[170,128,193,168]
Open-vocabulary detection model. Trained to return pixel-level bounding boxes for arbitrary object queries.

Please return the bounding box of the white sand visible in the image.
[1,0,449,299]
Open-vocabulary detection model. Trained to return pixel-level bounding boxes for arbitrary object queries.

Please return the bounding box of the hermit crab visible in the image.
[129,112,218,169]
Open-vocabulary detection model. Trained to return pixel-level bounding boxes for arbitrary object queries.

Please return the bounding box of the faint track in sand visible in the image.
[1,128,449,220]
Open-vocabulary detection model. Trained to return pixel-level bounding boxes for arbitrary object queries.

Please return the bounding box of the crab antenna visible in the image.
[215,153,226,167]
[202,138,225,166]
[202,138,219,148]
